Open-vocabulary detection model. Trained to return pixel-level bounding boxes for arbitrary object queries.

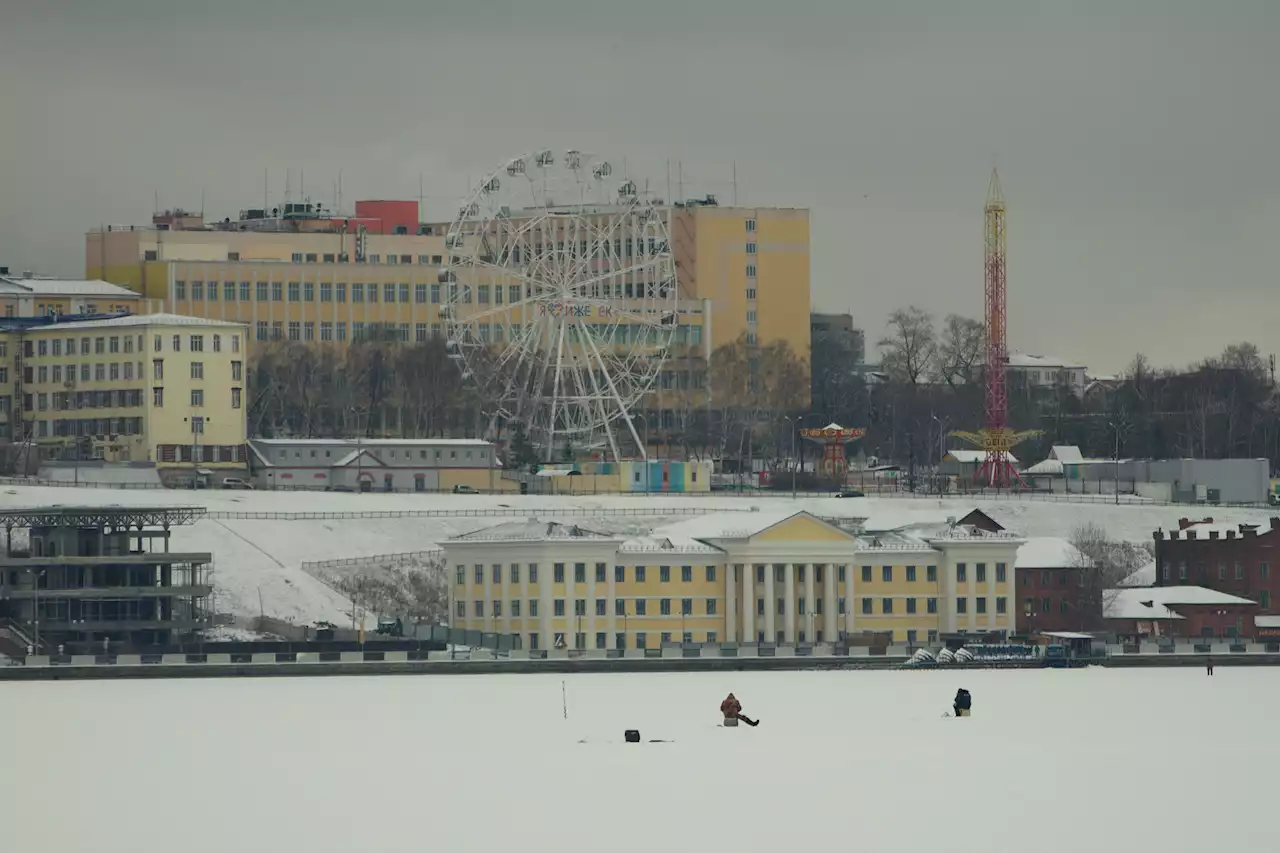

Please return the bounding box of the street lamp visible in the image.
[1107,420,1123,505]
[783,415,798,499]
[634,412,650,496]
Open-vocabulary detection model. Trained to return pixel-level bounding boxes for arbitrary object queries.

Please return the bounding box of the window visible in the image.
[976,563,987,583]
[595,599,606,616]
[882,566,892,582]
[976,597,987,614]
[1261,590,1271,610]
[861,566,872,583]
[861,598,872,615]
[996,597,1007,614]
[681,566,692,582]
[474,565,484,584]
[152,360,164,381]
[190,389,203,407]
[745,218,756,232]
[881,598,893,614]
[1262,562,1271,580]
[746,264,757,278]
[190,362,203,380]
[615,599,626,616]
[927,598,938,614]
[615,565,625,583]
[706,598,717,615]
[287,282,300,302]
[906,565,917,582]
[660,566,671,583]
[746,242,757,254]
[171,335,181,352]
[574,563,585,584]
[635,599,646,616]
[554,600,565,617]
[956,563,967,583]
[906,598,917,614]
[554,563,565,583]
[706,565,716,582]
[996,563,1007,583]
[231,361,243,381]
[635,566,646,583]
[956,598,968,614]
[595,563,606,583]
[231,388,242,409]
[528,564,538,584]
[304,282,314,302]
[660,599,671,616]
[595,632,606,650]
[492,601,502,618]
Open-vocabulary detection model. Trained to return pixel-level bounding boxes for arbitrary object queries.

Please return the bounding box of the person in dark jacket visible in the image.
[953,688,972,717]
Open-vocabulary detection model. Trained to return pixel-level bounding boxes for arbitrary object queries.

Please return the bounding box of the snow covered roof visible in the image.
[40,312,247,331]
[1039,631,1095,640]
[1158,521,1274,541]
[448,519,619,543]
[1105,586,1255,620]
[618,533,724,555]
[1016,537,1085,569]
[651,509,810,542]
[1050,446,1083,464]
[0,276,141,298]
[1008,353,1085,370]
[252,437,490,448]
[1024,458,1064,476]
[944,450,1018,465]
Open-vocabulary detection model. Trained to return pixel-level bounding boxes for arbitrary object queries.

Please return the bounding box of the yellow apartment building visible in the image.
[0,273,142,319]
[0,313,249,482]
[444,509,1021,650]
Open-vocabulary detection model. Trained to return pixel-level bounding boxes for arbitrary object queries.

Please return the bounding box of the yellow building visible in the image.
[0,273,142,319]
[0,313,249,481]
[86,197,812,435]
[444,510,1021,650]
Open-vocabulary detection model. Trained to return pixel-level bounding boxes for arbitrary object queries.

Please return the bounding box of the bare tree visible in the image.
[935,314,985,388]
[1069,522,1154,630]
[878,306,936,387]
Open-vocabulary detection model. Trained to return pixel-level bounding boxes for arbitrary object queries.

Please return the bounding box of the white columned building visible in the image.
[783,564,797,643]
[823,562,837,641]
[725,563,737,642]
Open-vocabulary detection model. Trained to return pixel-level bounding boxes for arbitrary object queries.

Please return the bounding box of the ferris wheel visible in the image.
[441,150,679,462]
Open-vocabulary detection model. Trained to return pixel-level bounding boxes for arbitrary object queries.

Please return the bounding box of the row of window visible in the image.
[288,252,445,265]
[45,416,144,437]
[149,387,242,410]
[458,563,722,586]
[26,389,144,413]
[1162,561,1271,582]
[22,333,240,358]
[461,595,1011,619]
[173,278,672,306]
[519,630,716,651]
[861,562,1008,584]
[157,444,247,463]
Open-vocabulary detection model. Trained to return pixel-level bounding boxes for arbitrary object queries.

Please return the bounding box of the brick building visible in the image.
[1014,537,1092,634]
[1105,586,1258,640]
[1153,518,1279,614]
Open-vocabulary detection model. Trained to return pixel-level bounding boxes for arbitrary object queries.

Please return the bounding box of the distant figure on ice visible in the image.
[1207,658,1214,676]
[720,692,758,727]
[953,688,972,717]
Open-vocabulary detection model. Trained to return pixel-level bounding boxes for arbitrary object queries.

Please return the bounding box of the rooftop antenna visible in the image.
[678,161,684,202]
[263,168,269,213]
[665,159,671,202]
[200,188,205,218]
[732,160,738,206]
[337,170,343,214]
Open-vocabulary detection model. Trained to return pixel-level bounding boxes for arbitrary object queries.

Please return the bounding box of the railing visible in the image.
[300,550,441,575]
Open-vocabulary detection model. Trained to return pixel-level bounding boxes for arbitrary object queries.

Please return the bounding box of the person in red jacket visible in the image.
[720,693,758,727]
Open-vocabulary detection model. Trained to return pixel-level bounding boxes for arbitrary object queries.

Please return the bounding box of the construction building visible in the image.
[0,313,249,484]
[0,505,212,652]
[444,509,1022,651]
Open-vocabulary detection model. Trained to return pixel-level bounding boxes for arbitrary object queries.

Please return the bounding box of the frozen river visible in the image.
[2,667,1272,852]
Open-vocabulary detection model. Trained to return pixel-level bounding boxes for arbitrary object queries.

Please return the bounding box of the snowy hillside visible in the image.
[1,484,1271,625]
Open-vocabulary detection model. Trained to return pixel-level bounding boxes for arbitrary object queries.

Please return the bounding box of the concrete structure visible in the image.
[1134,459,1270,504]
[86,196,813,433]
[1153,517,1280,613]
[444,509,1023,650]
[0,313,249,484]
[810,312,865,362]
[0,505,212,649]
[1015,537,1093,634]
[248,437,503,492]
[1007,353,1087,392]
[1105,585,1257,640]
[0,273,141,318]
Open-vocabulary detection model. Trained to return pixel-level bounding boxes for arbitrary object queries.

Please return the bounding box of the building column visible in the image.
[539,565,552,652]
[607,563,618,649]
[463,562,472,631]
[586,563,596,651]
[845,564,855,636]
[483,563,494,634]
[764,564,776,642]
[502,562,511,637]
[742,565,755,643]
[784,564,796,644]
[520,563,530,649]
[725,563,737,643]
[803,563,816,643]
[824,561,837,641]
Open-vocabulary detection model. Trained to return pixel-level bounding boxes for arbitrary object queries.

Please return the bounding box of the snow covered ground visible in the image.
[2,667,1275,852]
[2,483,1274,625]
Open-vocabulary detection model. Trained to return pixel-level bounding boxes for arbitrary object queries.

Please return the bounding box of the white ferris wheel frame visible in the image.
[441,149,679,462]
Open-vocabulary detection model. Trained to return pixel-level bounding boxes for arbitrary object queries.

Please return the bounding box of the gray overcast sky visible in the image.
[2,1,1277,373]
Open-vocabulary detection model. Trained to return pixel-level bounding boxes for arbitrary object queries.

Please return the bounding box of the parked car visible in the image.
[835,487,865,498]
[221,477,254,490]
[452,484,480,494]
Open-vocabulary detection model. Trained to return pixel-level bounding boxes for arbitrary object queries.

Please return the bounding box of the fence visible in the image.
[301,550,442,574]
